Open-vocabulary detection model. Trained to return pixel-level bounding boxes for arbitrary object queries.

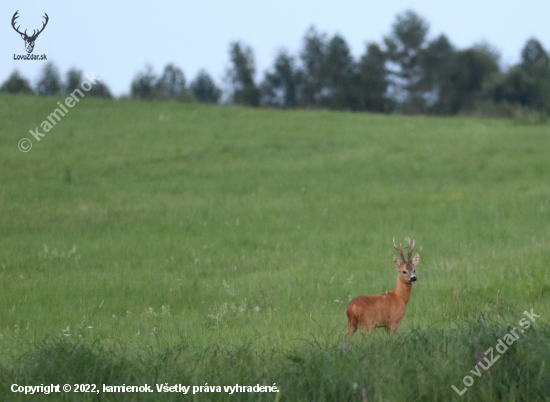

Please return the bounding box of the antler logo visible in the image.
[11,10,49,54]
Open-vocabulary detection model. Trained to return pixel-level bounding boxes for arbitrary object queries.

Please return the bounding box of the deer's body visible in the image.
[346,238,419,337]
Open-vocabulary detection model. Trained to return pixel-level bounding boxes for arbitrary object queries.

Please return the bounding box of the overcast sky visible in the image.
[2,0,549,96]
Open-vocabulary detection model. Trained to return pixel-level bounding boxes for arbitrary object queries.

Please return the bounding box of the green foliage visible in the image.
[384,9,430,109]
[227,42,260,106]
[130,64,157,100]
[522,38,549,69]
[64,68,113,99]
[357,43,391,112]
[191,69,221,104]
[437,44,501,114]
[288,17,549,117]
[156,63,187,100]
[297,28,388,111]
[321,34,356,110]
[0,70,33,95]
[299,26,328,106]
[418,34,455,111]
[64,68,83,94]
[511,105,548,125]
[130,64,190,102]
[261,50,301,107]
[1,96,550,400]
[88,81,113,99]
[35,62,62,96]
[486,39,550,113]
[4,321,550,401]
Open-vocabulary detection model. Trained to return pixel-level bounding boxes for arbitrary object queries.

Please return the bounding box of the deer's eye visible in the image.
[402,271,407,274]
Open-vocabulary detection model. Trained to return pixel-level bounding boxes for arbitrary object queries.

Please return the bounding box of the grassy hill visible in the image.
[1,94,549,401]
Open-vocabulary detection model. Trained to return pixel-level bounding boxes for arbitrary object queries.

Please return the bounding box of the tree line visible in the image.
[2,10,549,117]
[0,63,221,104]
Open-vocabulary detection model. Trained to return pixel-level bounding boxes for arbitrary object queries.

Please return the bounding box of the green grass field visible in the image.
[1,94,550,401]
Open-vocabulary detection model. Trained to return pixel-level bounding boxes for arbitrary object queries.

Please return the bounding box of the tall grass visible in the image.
[0,94,549,400]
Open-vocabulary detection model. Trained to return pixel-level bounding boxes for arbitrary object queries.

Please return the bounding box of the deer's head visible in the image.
[12,11,49,54]
[393,237,419,284]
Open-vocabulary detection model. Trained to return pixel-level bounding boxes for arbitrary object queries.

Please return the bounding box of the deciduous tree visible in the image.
[261,49,301,107]
[131,65,157,100]
[226,42,260,106]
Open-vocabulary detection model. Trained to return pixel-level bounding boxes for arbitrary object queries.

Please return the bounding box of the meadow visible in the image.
[0,94,549,401]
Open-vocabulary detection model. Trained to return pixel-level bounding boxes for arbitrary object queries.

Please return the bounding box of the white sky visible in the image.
[2,0,549,96]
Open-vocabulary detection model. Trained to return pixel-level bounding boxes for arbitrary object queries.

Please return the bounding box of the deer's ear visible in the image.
[393,255,401,268]
[412,253,420,266]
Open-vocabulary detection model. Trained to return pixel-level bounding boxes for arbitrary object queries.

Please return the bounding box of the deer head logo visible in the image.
[11,11,49,54]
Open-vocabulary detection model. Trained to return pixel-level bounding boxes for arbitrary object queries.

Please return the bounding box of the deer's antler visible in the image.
[393,237,406,263]
[28,13,49,39]
[406,237,415,262]
[11,11,25,37]
[12,11,49,40]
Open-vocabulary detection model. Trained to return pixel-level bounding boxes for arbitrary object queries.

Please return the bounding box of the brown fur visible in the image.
[346,238,419,337]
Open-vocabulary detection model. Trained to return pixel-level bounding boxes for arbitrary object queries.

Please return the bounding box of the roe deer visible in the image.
[346,237,419,337]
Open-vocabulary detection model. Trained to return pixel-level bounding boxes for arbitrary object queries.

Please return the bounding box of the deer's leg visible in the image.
[387,322,400,335]
[360,321,376,334]
[346,305,361,338]
[346,314,359,338]
[346,322,357,338]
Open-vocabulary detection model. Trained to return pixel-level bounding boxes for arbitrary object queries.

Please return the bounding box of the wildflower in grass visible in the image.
[67,245,76,257]
[475,343,492,372]
[342,342,349,356]
[362,387,368,402]
[475,344,484,366]
[161,305,170,316]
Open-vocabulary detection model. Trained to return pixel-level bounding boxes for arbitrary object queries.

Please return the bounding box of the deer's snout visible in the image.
[410,276,417,282]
